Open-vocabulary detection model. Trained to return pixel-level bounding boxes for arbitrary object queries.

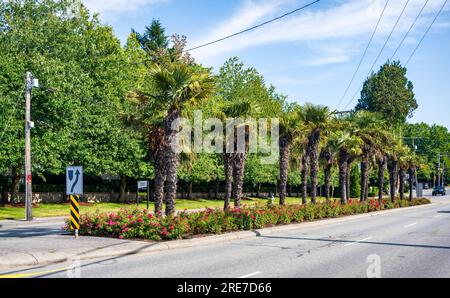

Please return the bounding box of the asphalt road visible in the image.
[1,190,449,278]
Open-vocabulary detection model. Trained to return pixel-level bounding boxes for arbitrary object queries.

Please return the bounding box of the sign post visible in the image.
[137,181,150,210]
[66,166,83,238]
[417,183,423,199]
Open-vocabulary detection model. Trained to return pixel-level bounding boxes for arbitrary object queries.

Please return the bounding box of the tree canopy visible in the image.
[356,61,418,128]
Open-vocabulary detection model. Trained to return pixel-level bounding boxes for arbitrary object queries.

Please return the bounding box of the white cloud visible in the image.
[189,0,450,64]
[434,21,450,28]
[305,54,351,66]
[83,0,168,14]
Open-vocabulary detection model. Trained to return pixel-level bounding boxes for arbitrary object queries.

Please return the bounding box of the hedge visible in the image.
[66,198,431,241]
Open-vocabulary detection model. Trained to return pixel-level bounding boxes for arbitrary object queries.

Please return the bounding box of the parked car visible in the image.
[432,186,446,196]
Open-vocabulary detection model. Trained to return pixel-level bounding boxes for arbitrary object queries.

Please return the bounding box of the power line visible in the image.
[405,0,448,66]
[344,0,448,110]
[335,0,390,110]
[185,0,321,52]
[390,0,430,60]
[343,0,411,110]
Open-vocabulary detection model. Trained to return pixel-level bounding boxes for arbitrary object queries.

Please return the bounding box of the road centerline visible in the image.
[344,237,372,247]
[404,223,418,228]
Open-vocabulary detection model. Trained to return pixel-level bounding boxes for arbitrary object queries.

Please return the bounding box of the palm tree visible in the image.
[126,92,167,214]
[220,100,258,209]
[215,58,275,209]
[350,111,388,201]
[377,154,387,204]
[398,146,413,201]
[407,154,422,201]
[299,140,309,205]
[321,131,340,202]
[334,129,363,204]
[386,136,404,202]
[150,63,215,215]
[278,105,303,205]
[299,104,333,204]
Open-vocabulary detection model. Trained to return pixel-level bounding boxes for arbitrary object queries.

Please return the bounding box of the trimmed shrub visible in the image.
[66,198,431,241]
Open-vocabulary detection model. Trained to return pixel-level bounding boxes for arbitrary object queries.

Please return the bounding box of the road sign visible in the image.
[137,181,150,210]
[66,166,83,195]
[137,180,148,190]
[70,195,80,232]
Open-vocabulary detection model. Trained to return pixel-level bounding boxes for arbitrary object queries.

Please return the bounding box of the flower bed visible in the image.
[66,198,431,241]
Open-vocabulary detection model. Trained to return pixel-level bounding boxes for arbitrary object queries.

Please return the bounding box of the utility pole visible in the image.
[443,161,446,187]
[24,72,37,221]
[438,152,441,187]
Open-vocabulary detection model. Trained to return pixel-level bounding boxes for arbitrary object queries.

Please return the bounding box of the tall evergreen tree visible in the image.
[356,61,417,128]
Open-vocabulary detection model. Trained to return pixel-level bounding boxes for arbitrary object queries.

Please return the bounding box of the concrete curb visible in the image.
[0,217,66,228]
[0,203,435,269]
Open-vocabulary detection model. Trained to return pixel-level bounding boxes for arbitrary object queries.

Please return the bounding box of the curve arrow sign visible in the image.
[71,169,80,193]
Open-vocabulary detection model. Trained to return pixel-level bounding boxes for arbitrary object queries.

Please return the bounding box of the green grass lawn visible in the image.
[0,196,338,220]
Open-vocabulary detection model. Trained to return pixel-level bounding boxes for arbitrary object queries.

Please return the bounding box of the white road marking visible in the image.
[434,215,442,218]
[404,223,418,228]
[239,271,262,278]
[345,237,372,247]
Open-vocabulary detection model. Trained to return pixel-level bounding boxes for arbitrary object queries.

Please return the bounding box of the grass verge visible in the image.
[0,197,331,220]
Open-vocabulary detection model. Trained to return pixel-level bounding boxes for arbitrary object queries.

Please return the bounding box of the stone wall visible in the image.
[4,192,138,204]
[3,192,274,204]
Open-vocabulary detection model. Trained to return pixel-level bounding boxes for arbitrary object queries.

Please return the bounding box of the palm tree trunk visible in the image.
[346,161,352,200]
[165,149,179,216]
[360,160,368,202]
[408,167,414,201]
[279,139,289,206]
[399,168,406,201]
[309,131,321,204]
[164,108,181,216]
[301,153,309,204]
[153,154,166,214]
[324,162,332,202]
[388,159,399,201]
[339,150,348,204]
[223,153,234,210]
[233,152,247,209]
[378,158,385,205]
[364,172,370,200]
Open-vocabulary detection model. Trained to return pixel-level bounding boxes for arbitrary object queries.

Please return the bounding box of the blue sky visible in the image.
[83,0,450,128]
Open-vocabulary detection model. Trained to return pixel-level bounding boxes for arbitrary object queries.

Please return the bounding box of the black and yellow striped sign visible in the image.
[70,195,80,231]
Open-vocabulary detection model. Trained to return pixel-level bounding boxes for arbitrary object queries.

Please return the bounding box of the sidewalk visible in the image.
[0,202,437,269]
